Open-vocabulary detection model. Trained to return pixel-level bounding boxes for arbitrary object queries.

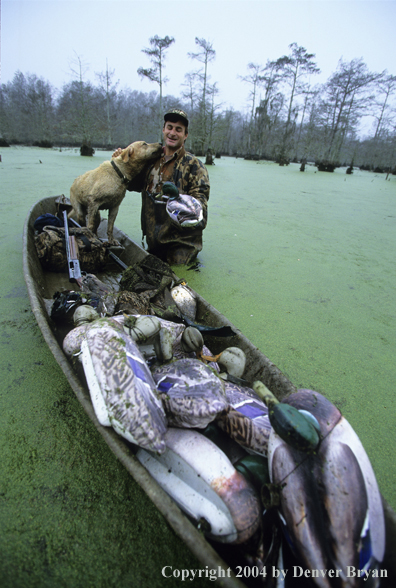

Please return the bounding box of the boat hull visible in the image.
[23,196,396,587]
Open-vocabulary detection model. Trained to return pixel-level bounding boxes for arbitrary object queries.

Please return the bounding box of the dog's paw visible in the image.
[106,238,121,248]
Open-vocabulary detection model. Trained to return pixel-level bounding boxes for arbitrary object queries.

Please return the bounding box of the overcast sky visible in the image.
[2,0,396,115]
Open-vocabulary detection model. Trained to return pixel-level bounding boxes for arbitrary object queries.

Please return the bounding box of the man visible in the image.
[116,108,210,266]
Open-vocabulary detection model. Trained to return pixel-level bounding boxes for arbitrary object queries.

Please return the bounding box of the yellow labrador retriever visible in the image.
[69,141,162,244]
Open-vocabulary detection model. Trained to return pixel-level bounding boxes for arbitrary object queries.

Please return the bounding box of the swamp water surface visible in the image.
[0,146,395,587]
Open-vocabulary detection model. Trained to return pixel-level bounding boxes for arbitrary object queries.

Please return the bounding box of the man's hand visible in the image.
[112,148,123,158]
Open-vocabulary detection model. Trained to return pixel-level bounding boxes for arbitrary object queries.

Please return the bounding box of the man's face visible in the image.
[163,119,188,154]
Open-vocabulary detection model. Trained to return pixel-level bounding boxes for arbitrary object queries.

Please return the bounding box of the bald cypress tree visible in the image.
[275,43,320,163]
[138,35,175,141]
[318,58,383,167]
[188,37,216,154]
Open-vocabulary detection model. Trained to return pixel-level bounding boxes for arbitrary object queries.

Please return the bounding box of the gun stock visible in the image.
[63,210,82,285]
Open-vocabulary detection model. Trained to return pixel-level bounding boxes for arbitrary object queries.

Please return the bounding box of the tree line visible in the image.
[0,38,395,172]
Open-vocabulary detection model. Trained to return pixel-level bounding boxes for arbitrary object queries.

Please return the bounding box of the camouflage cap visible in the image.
[164,108,189,128]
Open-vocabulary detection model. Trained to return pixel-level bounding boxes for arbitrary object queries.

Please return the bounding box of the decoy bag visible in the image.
[34,225,109,273]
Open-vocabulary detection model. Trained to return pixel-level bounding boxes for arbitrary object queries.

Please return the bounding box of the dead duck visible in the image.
[157,181,204,228]
[157,181,179,200]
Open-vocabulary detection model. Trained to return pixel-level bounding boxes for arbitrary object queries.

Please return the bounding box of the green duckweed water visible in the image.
[181,158,396,505]
[0,147,395,586]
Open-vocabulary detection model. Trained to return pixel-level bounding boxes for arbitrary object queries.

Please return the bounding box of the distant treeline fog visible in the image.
[1,39,395,172]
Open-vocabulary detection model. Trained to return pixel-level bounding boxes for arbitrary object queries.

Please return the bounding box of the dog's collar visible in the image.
[111,160,130,185]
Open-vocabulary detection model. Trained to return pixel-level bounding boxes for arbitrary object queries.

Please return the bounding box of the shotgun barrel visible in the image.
[63,210,82,285]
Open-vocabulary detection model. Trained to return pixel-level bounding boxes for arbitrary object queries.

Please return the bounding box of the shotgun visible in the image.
[63,210,82,286]
[68,216,128,270]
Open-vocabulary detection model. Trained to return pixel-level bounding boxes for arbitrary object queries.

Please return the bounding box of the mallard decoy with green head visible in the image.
[156,181,179,200]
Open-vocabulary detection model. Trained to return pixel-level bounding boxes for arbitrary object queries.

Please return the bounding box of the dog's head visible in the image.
[121,141,163,164]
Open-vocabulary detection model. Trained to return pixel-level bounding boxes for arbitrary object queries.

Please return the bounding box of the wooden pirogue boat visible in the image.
[23,196,396,587]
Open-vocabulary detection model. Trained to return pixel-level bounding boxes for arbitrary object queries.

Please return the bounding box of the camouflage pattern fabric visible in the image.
[139,146,210,265]
[34,226,108,273]
[119,254,175,293]
[114,291,153,315]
